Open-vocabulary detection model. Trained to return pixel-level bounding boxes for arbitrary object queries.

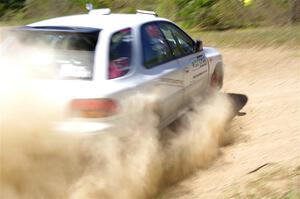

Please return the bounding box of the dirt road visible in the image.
[1,26,299,198]
[0,27,8,42]
[161,47,300,198]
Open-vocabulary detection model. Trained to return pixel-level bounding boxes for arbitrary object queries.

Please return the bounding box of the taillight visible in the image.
[70,98,118,118]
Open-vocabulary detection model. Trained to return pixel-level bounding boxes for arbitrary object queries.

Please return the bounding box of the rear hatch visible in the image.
[0,27,123,133]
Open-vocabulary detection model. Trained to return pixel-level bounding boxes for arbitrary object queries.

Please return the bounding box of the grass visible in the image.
[190,25,300,48]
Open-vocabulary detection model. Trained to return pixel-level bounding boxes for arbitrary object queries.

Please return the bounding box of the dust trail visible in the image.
[0,80,161,199]
[68,94,163,199]
[0,75,85,198]
[0,87,232,199]
[162,94,232,185]
[0,27,6,43]
[68,93,233,199]
[0,36,234,199]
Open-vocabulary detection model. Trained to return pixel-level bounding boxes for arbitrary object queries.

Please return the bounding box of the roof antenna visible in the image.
[86,3,93,11]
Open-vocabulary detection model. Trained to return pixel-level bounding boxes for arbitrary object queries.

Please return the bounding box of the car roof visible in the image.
[29,13,170,31]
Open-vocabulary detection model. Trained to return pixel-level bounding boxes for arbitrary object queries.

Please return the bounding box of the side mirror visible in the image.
[194,39,203,52]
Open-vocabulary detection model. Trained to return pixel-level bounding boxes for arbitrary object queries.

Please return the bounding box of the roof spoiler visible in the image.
[136,10,158,17]
[13,26,101,33]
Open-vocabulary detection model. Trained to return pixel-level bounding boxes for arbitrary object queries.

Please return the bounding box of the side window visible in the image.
[109,28,132,79]
[141,23,173,68]
[159,23,195,57]
[159,25,182,57]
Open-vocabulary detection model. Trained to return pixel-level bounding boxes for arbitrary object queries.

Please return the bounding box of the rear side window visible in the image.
[141,23,173,68]
[109,28,132,79]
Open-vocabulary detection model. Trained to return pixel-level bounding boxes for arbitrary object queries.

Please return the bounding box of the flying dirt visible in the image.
[0,35,240,199]
[0,81,234,199]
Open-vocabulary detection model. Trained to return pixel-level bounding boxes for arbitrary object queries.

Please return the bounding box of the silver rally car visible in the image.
[1,9,224,134]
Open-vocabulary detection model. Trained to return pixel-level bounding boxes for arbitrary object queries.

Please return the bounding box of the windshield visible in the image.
[1,27,100,80]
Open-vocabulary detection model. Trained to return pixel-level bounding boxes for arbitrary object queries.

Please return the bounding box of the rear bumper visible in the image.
[54,120,114,135]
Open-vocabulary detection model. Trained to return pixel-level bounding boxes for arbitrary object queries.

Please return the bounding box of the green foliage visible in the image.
[0,0,26,18]
[172,0,218,28]
[171,0,293,29]
[0,0,298,29]
[193,25,300,48]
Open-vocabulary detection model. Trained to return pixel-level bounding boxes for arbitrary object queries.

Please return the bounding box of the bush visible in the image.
[0,0,297,29]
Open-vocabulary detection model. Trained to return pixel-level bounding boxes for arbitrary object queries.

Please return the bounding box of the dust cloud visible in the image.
[0,36,234,199]
[0,27,6,43]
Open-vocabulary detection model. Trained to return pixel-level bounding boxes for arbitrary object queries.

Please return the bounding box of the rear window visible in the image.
[1,27,100,80]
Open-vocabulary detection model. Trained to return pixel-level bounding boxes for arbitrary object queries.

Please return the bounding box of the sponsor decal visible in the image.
[192,55,207,71]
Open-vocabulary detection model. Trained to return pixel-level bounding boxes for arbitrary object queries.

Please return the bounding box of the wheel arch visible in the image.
[210,61,224,89]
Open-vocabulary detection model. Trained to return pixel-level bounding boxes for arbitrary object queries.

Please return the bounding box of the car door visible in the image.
[140,23,185,124]
[158,22,209,105]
